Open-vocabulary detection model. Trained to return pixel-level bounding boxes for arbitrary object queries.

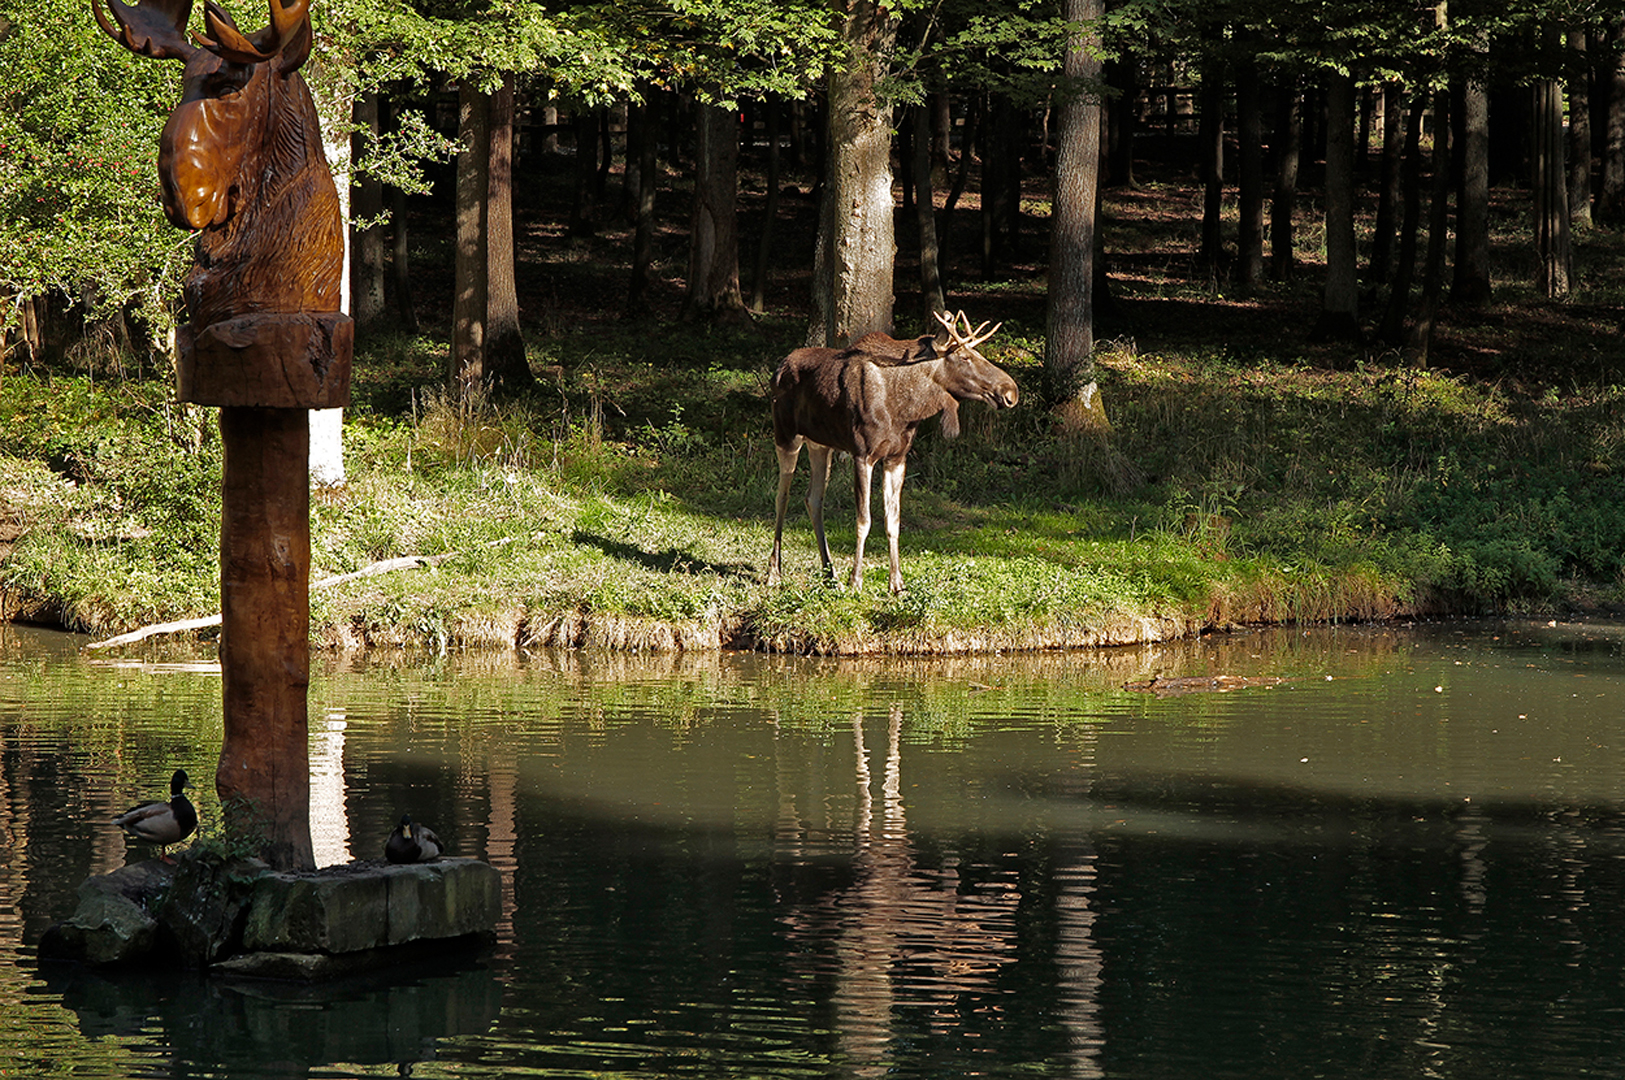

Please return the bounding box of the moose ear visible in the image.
[273,13,311,74]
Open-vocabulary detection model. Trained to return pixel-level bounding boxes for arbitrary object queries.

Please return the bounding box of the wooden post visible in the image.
[219,407,315,870]
[180,314,350,873]
[92,0,351,871]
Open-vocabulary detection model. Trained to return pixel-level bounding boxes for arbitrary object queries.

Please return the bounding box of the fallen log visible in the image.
[85,552,456,650]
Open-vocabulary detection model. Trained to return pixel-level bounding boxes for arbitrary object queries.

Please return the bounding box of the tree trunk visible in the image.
[1598,18,1625,224]
[1236,56,1264,290]
[1105,55,1136,187]
[1379,93,1426,347]
[686,103,749,322]
[1311,72,1361,343]
[1411,89,1453,362]
[1045,0,1105,423]
[750,98,782,313]
[1452,76,1492,306]
[912,103,946,322]
[1569,29,1593,228]
[569,108,598,238]
[1368,82,1405,284]
[1198,60,1226,272]
[981,94,1019,279]
[627,91,660,315]
[383,89,418,333]
[807,0,898,347]
[1270,80,1301,280]
[485,75,533,395]
[1533,70,1573,297]
[350,90,386,328]
[451,82,489,393]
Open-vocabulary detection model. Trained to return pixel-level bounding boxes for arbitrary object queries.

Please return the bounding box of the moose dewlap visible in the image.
[768,311,1019,595]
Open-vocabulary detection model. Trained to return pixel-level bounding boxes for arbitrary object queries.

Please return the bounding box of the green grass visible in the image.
[6,304,1624,653]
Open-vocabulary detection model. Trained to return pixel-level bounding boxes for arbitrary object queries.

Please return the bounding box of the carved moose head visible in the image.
[92,0,342,327]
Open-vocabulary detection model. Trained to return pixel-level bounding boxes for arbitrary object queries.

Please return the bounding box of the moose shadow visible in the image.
[570,531,756,581]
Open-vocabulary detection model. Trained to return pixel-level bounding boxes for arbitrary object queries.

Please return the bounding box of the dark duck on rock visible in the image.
[385,814,442,864]
[113,768,197,860]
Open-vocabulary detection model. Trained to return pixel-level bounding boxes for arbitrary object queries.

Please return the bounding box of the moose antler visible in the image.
[933,310,1001,353]
[199,0,308,66]
[92,0,198,60]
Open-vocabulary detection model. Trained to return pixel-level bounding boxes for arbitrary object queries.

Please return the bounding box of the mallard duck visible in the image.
[385,814,442,864]
[113,768,197,859]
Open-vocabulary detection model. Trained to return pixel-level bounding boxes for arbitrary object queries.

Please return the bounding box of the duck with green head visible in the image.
[114,768,197,860]
[385,814,443,864]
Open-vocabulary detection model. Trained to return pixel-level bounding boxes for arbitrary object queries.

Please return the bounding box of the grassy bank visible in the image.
[6,157,1624,653]
[4,308,1623,653]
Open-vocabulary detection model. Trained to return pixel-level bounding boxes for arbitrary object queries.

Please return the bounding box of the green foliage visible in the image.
[0,0,185,336]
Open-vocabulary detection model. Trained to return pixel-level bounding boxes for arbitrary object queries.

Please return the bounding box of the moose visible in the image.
[768,311,1020,595]
[92,0,343,329]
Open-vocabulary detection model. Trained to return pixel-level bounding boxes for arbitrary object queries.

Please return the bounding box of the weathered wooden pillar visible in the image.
[180,315,351,872]
[91,0,352,872]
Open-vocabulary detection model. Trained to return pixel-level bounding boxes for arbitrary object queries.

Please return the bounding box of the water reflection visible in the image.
[5,621,1625,1077]
[39,955,501,1075]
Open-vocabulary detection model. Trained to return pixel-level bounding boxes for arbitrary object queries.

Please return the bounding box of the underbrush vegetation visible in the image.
[5,310,1623,651]
[5,163,1623,652]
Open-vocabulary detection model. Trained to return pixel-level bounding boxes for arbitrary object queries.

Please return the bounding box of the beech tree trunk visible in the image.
[627,91,660,314]
[1534,71,1573,297]
[1452,77,1492,306]
[1312,72,1361,343]
[1598,18,1625,224]
[451,83,489,393]
[1045,0,1104,421]
[1105,55,1137,187]
[686,103,749,322]
[1378,94,1426,346]
[1270,80,1301,279]
[911,103,946,322]
[350,90,386,328]
[1198,60,1226,272]
[807,0,898,347]
[1236,57,1265,290]
[1368,83,1404,284]
[569,109,598,238]
[750,98,782,313]
[1569,29,1594,228]
[385,86,417,333]
[1411,89,1453,362]
[484,76,533,395]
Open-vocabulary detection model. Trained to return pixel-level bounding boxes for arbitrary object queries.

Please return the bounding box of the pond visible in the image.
[3,619,1625,1078]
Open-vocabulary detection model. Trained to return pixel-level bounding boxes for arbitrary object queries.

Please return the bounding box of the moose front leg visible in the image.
[882,458,907,594]
[805,443,837,582]
[768,438,802,586]
[850,455,877,592]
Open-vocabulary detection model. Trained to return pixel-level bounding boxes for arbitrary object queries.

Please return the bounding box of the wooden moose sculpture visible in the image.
[93,0,350,405]
[768,311,1019,595]
[92,0,352,871]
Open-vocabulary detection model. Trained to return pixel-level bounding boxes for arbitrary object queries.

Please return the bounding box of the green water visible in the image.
[3,620,1625,1077]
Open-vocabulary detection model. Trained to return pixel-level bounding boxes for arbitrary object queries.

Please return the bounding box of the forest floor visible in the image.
[4,139,1625,653]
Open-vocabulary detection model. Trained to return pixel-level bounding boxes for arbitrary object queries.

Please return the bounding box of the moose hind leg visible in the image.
[850,456,876,592]
[805,444,837,581]
[768,438,803,585]
[882,458,906,594]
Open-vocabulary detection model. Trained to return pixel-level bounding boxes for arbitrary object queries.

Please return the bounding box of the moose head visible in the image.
[92,0,342,328]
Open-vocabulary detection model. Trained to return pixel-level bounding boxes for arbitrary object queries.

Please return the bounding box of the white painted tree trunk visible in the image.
[309,59,349,488]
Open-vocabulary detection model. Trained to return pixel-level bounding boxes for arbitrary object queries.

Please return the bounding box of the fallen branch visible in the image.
[85,552,457,650]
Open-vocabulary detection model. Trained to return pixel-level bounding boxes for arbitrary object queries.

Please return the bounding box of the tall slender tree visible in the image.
[808,0,898,346]
[1046,0,1106,425]
[1311,71,1361,342]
